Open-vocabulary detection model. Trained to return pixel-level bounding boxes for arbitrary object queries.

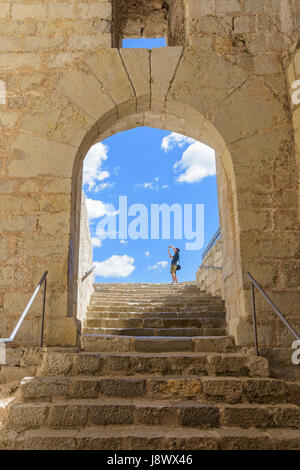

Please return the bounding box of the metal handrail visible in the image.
[202,228,221,260]
[81,265,96,282]
[0,271,48,348]
[246,272,300,356]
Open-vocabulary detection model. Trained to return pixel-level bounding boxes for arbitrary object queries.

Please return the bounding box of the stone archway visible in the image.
[70,108,241,340]
[1,46,295,349]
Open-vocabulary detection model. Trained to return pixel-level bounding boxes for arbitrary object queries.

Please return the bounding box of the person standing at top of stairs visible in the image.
[168,245,180,284]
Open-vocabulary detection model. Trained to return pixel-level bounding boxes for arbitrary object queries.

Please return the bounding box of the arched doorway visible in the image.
[3,46,293,349]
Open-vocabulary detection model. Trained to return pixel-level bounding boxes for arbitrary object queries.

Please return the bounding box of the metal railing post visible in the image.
[246,272,300,359]
[251,283,259,356]
[0,271,48,347]
[40,276,47,347]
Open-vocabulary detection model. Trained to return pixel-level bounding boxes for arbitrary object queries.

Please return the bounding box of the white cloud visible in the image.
[91,237,102,248]
[148,261,168,271]
[161,132,195,152]
[85,198,117,220]
[83,142,110,192]
[145,251,150,257]
[94,182,115,192]
[135,181,158,190]
[94,255,135,278]
[134,177,168,191]
[120,240,127,245]
[174,141,216,183]
[161,132,216,184]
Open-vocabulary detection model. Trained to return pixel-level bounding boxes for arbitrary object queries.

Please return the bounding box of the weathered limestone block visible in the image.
[16,234,69,260]
[11,4,47,20]
[0,195,39,213]
[168,48,217,117]
[48,3,74,19]
[0,214,36,233]
[21,35,65,52]
[216,0,241,14]
[48,53,82,69]
[0,53,41,71]
[119,48,150,112]
[18,89,95,147]
[8,133,75,178]
[188,0,216,17]
[0,37,20,52]
[151,46,183,112]
[0,111,20,129]
[45,318,78,347]
[76,2,112,20]
[54,64,116,126]
[0,3,10,19]
[213,80,288,144]
[84,49,136,119]
[68,33,111,50]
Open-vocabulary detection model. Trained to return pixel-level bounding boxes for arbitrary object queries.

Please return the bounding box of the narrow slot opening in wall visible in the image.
[122,38,167,48]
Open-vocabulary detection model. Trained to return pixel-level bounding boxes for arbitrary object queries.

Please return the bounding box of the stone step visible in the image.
[87,305,226,313]
[5,400,300,431]
[90,295,223,302]
[80,334,238,354]
[1,426,300,450]
[81,327,227,337]
[38,350,270,378]
[92,289,201,294]
[19,375,288,404]
[93,283,198,289]
[92,291,203,297]
[86,311,226,320]
[90,295,224,302]
[84,317,226,329]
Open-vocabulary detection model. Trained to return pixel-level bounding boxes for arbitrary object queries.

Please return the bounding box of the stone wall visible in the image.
[0,0,299,358]
[196,237,224,298]
[76,192,94,324]
[0,1,112,69]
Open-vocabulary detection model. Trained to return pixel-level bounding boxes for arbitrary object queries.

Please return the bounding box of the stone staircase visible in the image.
[0,282,300,450]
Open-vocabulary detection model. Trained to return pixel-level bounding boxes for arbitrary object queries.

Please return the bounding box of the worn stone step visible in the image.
[87,302,224,313]
[93,283,198,290]
[90,296,216,303]
[86,311,226,320]
[38,350,269,378]
[5,400,300,431]
[80,334,238,354]
[81,327,226,337]
[92,290,202,295]
[91,294,206,300]
[89,298,224,304]
[84,317,226,329]
[20,375,288,404]
[1,426,300,450]
[90,296,224,303]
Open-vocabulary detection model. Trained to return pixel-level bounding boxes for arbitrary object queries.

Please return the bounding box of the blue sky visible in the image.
[81,38,220,283]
